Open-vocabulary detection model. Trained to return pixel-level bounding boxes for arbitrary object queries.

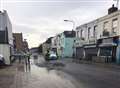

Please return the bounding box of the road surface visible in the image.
[2,54,120,88]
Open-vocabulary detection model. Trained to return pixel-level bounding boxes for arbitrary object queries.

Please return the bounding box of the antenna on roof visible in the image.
[114,0,119,8]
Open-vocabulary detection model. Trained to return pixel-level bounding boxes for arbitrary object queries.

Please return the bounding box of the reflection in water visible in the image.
[18,55,78,88]
[24,57,31,72]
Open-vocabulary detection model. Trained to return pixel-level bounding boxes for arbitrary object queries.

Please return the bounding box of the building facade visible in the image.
[75,20,98,60]
[60,31,75,58]
[75,5,120,64]
[0,10,13,64]
[13,33,24,52]
[42,37,52,56]
[51,34,62,58]
[23,39,29,53]
[50,31,75,58]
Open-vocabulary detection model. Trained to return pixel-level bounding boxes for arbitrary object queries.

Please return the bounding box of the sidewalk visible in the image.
[0,65,17,88]
[0,59,26,88]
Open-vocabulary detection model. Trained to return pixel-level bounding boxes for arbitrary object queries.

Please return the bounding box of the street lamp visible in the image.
[64,20,75,30]
[64,20,76,58]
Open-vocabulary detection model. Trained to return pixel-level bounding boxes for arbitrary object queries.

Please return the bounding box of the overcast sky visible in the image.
[1,0,118,48]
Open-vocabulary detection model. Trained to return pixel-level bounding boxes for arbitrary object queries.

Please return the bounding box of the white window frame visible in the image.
[103,21,109,32]
[112,18,118,34]
[93,25,97,38]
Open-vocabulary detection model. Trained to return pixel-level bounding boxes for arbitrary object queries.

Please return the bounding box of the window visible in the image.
[93,25,97,38]
[76,31,79,38]
[112,18,118,33]
[80,29,85,40]
[103,21,110,36]
[103,21,109,31]
[80,29,83,38]
[88,27,91,39]
[100,47,112,56]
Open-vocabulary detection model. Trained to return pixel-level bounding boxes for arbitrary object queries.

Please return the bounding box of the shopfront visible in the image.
[98,37,118,63]
[76,47,84,60]
[84,44,98,61]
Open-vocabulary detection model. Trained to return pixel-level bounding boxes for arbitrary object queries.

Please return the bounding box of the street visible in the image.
[1,54,120,88]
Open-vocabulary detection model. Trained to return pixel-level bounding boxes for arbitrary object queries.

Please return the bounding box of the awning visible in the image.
[84,45,97,48]
[99,43,117,47]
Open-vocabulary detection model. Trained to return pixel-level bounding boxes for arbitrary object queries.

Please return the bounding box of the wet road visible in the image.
[14,54,79,88]
[14,54,120,88]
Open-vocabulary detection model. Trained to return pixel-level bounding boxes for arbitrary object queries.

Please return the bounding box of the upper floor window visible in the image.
[103,21,109,32]
[88,27,91,39]
[112,18,118,33]
[103,21,109,31]
[80,29,85,40]
[80,29,83,38]
[76,31,79,38]
[103,21,110,36]
[93,25,97,38]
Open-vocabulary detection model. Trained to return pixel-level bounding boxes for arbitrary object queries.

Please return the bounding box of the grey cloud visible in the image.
[2,0,115,47]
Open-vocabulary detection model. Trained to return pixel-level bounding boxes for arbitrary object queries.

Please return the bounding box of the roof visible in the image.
[45,37,53,44]
[76,6,120,30]
[63,31,75,38]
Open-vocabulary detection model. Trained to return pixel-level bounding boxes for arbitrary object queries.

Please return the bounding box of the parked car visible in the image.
[0,54,5,66]
[49,52,58,60]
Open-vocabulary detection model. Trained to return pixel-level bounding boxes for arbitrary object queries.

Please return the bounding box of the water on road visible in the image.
[15,54,80,88]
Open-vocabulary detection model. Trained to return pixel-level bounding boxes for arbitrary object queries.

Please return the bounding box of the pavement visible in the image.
[1,54,120,88]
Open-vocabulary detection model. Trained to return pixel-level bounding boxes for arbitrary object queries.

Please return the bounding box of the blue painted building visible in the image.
[60,31,75,58]
[116,38,120,64]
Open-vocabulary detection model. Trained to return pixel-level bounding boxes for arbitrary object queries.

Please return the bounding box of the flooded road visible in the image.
[7,54,120,88]
[15,54,80,88]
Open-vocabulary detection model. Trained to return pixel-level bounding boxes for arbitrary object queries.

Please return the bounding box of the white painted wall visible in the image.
[0,10,13,45]
[0,10,13,64]
[0,44,10,64]
[98,10,120,38]
[75,20,98,47]
[75,10,120,47]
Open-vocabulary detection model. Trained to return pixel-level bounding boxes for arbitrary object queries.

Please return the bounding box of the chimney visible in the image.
[108,4,118,14]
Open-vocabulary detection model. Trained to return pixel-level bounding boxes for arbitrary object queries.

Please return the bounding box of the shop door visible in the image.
[112,46,117,62]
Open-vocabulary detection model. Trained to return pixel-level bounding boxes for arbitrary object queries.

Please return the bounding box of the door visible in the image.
[112,46,117,62]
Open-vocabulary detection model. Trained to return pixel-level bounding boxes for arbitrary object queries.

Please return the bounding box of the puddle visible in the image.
[25,64,77,88]
[18,55,79,88]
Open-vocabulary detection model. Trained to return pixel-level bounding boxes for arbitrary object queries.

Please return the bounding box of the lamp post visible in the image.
[64,20,75,30]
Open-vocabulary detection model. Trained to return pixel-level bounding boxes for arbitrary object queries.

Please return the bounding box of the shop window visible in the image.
[100,47,112,56]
